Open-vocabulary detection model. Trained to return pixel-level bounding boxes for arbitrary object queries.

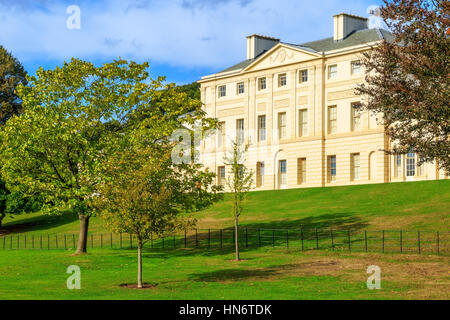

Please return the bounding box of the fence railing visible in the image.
[0,228,449,256]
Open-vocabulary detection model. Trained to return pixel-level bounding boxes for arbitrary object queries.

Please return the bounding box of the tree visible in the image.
[224,140,253,261]
[95,123,221,288]
[356,0,449,172]
[0,45,28,228]
[0,45,27,125]
[0,58,167,254]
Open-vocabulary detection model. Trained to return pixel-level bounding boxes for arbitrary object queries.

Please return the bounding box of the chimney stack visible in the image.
[333,13,368,41]
[246,34,280,60]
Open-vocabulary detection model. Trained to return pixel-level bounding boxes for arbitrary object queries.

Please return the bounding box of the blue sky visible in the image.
[0,0,384,85]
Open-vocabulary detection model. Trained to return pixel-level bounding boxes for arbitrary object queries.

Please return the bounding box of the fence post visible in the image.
[400,230,402,253]
[272,230,275,247]
[162,237,165,249]
[120,233,122,248]
[91,234,94,249]
[258,229,261,247]
[382,230,385,253]
[245,228,248,248]
[315,228,319,250]
[3,236,5,249]
[101,234,103,248]
[48,234,50,250]
[17,235,19,249]
[196,229,199,247]
[300,228,304,251]
[364,231,368,252]
[24,235,26,249]
[173,234,176,248]
[151,233,153,249]
[64,234,67,249]
[110,233,113,248]
[130,234,132,249]
[208,229,211,249]
[330,230,334,251]
[184,230,187,248]
[418,231,421,254]
[437,231,439,256]
[286,230,289,249]
[72,234,75,248]
[220,229,223,249]
[40,235,42,249]
[347,230,351,252]
[32,235,34,249]
[55,235,58,249]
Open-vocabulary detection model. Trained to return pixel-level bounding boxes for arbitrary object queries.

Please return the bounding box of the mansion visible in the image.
[198,13,447,190]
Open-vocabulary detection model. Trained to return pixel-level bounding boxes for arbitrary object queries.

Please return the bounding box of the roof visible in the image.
[212,28,393,76]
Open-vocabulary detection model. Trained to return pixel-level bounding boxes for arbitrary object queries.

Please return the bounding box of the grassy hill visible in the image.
[0,180,449,300]
[1,180,449,237]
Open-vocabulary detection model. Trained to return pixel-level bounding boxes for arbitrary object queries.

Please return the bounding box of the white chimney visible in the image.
[246,34,280,60]
[333,13,368,41]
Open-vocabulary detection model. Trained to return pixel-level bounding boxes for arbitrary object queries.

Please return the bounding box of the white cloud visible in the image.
[0,0,379,70]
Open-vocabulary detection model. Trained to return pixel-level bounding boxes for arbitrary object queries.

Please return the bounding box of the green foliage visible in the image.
[0,45,27,125]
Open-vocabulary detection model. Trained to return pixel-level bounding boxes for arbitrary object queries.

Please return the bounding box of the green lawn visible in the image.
[2,180,449,236]
[0,180,449,300]
[0,247,448,300]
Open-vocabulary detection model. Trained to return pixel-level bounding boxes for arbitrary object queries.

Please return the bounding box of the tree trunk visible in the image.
[0,211,5,229]
[235,215,239,261]
[137,240,143,288]
[76,214,90,254]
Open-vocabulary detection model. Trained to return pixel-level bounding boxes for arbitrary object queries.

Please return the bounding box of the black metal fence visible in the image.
[1,228,449,256]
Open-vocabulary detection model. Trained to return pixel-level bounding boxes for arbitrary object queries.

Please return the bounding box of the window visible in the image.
[218,85,226,97]
[218,166,225,186]
[406,152,415,177]
[395,154,402,178]
[257,115,266,142]
[351,102,362,131]
[328,105,337,134]
[328,155,336,182]
[328,64,337,79]
[279,160,287,187]
[258,77,266,90]
[299,69,308,83]
[256,162,265,187]
[237,82,245,95]
[351,153,360,180]
[298,109,308,137]
[278,73,287,87]
[297,158,306,184]
[351,61,361,75]
[418,156,425,176]
[278,112,287,139]
[236,119,244,144]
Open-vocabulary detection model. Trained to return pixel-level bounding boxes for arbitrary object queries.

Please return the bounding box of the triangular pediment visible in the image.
[243,44,321,72]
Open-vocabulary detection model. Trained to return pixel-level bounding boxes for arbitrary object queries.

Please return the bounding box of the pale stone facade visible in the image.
[198,13,447,190]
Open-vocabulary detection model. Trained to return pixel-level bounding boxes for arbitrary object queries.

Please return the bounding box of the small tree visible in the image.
[356,0,449,172]
[224,140,253,261]
[96,132,221,288]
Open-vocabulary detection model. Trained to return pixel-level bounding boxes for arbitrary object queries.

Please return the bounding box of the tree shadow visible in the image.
[0,211,79,235]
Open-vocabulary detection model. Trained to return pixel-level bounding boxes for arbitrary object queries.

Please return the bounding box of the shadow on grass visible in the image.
[187,261,340,282]
[0,211,79,235]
